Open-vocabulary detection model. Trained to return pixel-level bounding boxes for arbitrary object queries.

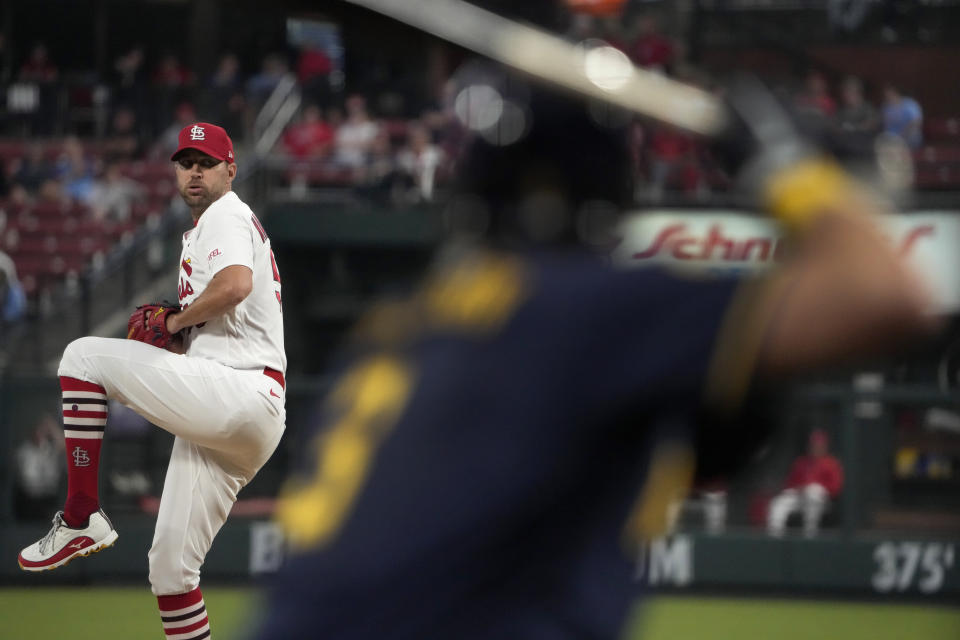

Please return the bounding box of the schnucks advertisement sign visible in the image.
[614,210,960,313]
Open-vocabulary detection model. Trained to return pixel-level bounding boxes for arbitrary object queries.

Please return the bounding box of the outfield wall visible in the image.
[2,520,957,599]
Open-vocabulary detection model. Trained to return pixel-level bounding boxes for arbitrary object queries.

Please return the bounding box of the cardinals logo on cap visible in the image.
[172,122,234,162]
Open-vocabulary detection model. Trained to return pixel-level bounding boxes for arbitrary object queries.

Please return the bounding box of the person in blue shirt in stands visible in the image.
[0,251,26,328]
[882,84,924,149]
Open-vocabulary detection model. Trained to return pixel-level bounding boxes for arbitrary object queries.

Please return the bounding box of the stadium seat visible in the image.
[914,164,960,189]
[916,145,960,164]
[924,117,960,142]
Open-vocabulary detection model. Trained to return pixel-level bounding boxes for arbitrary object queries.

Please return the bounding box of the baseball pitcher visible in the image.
[18,122,286,640]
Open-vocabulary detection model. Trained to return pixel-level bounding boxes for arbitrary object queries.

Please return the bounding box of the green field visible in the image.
[0,587,958,639]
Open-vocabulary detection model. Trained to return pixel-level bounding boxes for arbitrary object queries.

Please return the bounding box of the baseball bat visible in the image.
[343,0,729,137]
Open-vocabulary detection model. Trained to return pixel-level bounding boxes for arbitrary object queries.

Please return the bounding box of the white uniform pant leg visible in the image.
[702,490,727,534]
[766,489,800,537]
[59,336,285,466]
[801,483,829,537]
[58,336,286,595]
[148,437,244,595]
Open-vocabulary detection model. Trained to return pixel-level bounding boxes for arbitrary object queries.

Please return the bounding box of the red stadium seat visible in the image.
[20,273,38,296]
[142,161,174,180]
[14,235,59,254]
[148,179,176,199]
[915,145,960,164]
[0,136,180,300]
[383,119,410,139]
[0,139,28,158]
[924,117,960,141]
[914,164,960,189]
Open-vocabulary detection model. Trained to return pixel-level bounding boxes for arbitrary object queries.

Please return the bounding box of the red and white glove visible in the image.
[126,302,180,349]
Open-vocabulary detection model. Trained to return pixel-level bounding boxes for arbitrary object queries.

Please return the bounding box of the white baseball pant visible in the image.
[766,483,830,537]
[58,336,286,595]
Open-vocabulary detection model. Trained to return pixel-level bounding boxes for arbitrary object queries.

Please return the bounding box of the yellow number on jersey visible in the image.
[276,355,415,549]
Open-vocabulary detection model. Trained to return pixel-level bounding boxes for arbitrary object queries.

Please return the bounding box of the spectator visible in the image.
[766,428,844,537]
[326,105,345,130]
[882,84,923,149]
[152,52,195,135]
[152,51,194,88]
[644,124,704,200]
[628,14,674,72]
[18,42,58,83]
[0,250,27,325]
[54,136,98,203]
[88,161,146,223]
[155,102,198,160]
[837,76,879,134]
[396,121,444,202]
[113,45,148,115]
[222,92,250,143]
[202,53,247,138]
[281,104,335,160]
[103,106,145,161]
[421,78,468,167]
[7,184,31,208]
[297,44,334,104]
[11,143,52,194]
[210,53,243,93]
[37,177,67,206]
[355,130,399,206]
[247,53,290,107]
[14,413,64,521]
[333,94,381,171]
[795,70,836,118]
[114,45,147,90]
[16,43,59,135]
[834,76,880,162]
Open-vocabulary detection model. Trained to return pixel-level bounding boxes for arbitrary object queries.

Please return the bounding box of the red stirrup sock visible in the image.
[158,588,211,639]
[59,376,107,527]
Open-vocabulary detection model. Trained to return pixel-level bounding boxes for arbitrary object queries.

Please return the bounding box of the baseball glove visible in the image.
[126,301,181,349]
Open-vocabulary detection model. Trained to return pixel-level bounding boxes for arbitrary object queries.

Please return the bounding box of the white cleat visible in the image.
[18,509,118,572]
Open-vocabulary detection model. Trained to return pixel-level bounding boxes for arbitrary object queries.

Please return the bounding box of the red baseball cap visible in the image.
[171,122,235,163]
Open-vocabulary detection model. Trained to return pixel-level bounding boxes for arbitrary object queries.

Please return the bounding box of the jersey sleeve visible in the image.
[197,205,255,275]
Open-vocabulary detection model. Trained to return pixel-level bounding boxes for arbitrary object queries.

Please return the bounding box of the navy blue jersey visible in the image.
[257,248,741,640]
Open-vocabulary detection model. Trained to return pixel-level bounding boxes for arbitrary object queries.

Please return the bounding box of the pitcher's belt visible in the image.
[263,367,285,390]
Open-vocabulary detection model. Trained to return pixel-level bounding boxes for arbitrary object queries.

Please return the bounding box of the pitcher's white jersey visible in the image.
[178,191,286,372]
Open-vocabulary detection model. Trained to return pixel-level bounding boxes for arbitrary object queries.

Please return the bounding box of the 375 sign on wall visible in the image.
[872,541,956,594]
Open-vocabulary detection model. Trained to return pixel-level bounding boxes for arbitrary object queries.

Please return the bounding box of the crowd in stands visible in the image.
[271,13,693,203]
[572,12,935,200]
[1,10,959,320]
[278,94,447,206]
[4,19,953,211]
[0,131,175,308]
